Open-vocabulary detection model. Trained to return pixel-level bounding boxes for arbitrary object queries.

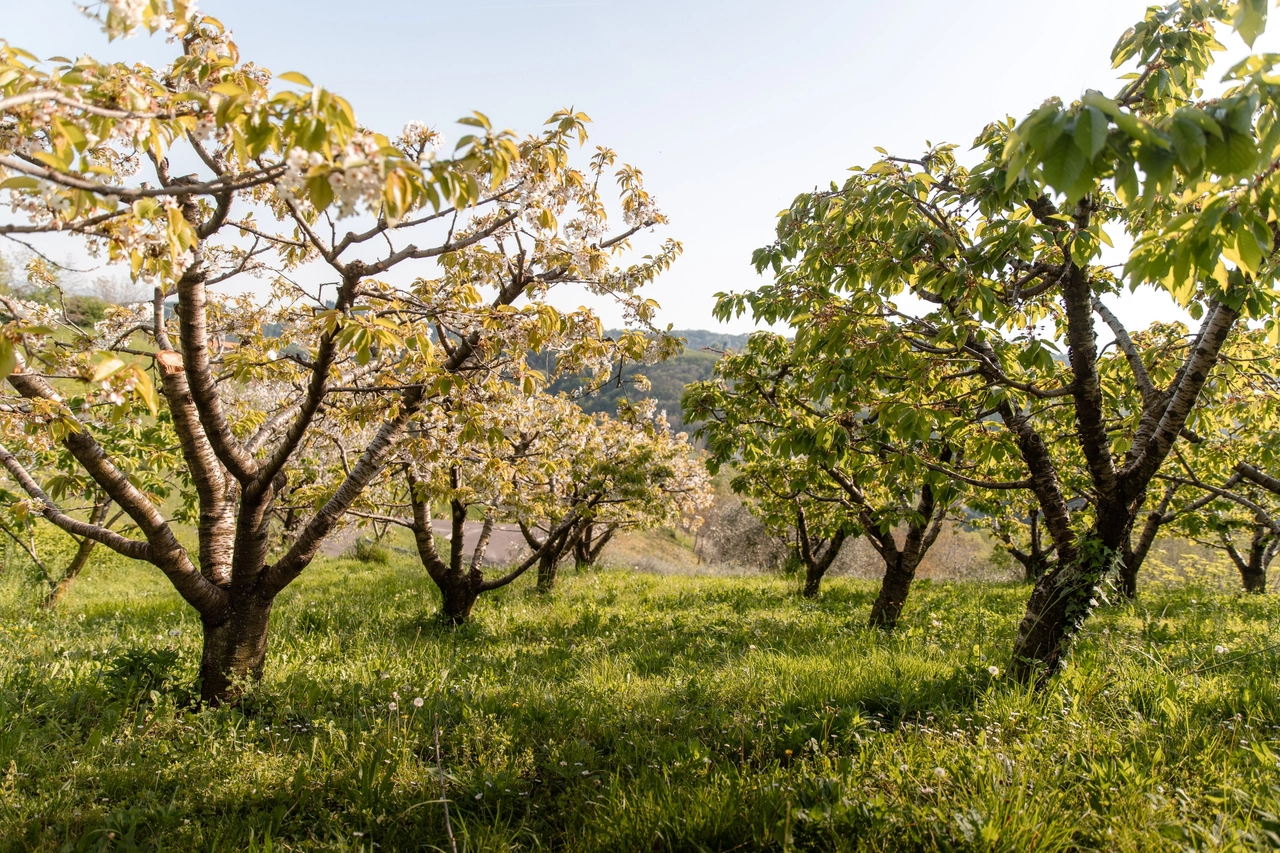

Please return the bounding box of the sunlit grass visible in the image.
[2,550,1279,851]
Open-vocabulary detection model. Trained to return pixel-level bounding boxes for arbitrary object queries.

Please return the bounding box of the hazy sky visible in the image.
[5,1,1276,332]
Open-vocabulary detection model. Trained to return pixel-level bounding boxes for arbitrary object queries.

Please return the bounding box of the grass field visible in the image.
[2,546,1280,852]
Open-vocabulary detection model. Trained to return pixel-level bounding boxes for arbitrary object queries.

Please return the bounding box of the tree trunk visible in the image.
[438,573,482,623]
[199,597,274,705]
[1119,484,1176,600]
[1221,525,1273,595]
[1023,553,1050,584]
[868,552,918,630]
[1009,531,1116,685]
[536,551,559,592]
[574,522,594,570]
[1117,557,1138,600]
[802,564,824,598]
[40,536,98,609]
[1241,525,1271,594]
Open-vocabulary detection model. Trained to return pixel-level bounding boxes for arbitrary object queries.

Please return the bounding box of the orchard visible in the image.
[3,2,1280,849]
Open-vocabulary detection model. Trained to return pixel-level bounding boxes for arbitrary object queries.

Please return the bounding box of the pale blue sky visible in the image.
[5,1,1274,331]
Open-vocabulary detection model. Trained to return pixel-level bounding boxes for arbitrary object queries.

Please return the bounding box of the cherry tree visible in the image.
[518,399,712,592]
[685,333,971,624]
[0,3,678,701]
[721,1,1280,683]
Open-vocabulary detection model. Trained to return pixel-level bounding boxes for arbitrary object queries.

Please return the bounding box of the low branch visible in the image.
[0,443,151,561]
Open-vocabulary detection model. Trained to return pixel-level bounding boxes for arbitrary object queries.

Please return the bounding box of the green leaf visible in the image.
[1074,106,1109,160]
[1205,130,1259,176]
[1233,0,1268,47]
[1170,116,1206,171]
[91,357,124,383]
[1042,134,1092,202]
[210,81,247,97]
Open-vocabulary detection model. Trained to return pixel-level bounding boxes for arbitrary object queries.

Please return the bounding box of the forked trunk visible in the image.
[1023,553,1050,584]
[1118,484,1176,600]
[199,597,274,705]
[793,510,847,599]
[1221,525,1274,595]
[1236,526,1273,594]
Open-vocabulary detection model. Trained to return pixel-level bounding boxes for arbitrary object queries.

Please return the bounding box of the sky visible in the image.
[4,1,1278,332]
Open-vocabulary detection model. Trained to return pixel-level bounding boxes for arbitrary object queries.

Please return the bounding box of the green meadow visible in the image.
[2,544,1279,852]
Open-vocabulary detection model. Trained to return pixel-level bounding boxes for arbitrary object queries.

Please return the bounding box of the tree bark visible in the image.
[1226,524,1273,594]
[868,551,920,628]
[865,483,944,629]
[199,596,273,705]
[1119,483,1178,599]
[1007,297,1239,685]
[536,550,560,592]
[439,576,482,623]
[1241,568,1267,593]
[795,507,847,598]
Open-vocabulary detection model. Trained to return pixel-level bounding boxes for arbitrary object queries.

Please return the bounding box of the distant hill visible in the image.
[542,329,756,433]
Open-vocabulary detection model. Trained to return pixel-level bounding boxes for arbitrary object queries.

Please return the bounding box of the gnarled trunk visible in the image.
[199,596,273,705]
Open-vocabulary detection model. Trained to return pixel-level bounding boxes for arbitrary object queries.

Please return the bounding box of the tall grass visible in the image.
[1,550,1278,851]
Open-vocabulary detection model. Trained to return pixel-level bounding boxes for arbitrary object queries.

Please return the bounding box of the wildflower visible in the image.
[934,767,946,778]
[413,697,424,708]
[988,665,999,677]
[388,701,397,711]
[1214,645,1228,655]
